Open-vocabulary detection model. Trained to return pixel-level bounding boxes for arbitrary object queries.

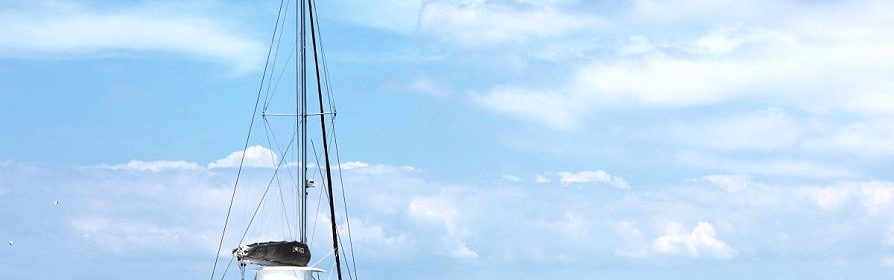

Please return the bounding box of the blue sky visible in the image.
[2,0,894,279]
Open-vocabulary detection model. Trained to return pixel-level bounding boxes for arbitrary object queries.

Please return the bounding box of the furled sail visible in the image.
[233,241,311,267]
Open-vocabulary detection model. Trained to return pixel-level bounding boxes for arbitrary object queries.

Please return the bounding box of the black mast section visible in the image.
[307,1,343,280]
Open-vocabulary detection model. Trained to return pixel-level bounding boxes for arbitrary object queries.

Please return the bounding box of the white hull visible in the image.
[255,266,324,280]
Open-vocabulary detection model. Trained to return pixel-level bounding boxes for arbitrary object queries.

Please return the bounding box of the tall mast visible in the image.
[307,1,344,280]
[298,0,308,244]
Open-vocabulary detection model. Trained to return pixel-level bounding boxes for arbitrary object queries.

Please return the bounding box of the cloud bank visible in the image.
[0,1,263,72]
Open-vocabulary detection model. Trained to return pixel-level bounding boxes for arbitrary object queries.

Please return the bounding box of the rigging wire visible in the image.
[308,3,358,279]
[308,3,358,278]
[259,41,304,238]
[218,129,298,280]
[309,137,327,245]
[310,0,337,111]
[239,132,298,244]
[264,41,298,112]
[259,0,301,242]
[306,14,355,270]
[311,2,360,279]
[307,0,344,278]
[309,123,357,280]
[309,249,335,268]
[322,185,356,280]
[209,0,287,279]
[262,0,293,112]
[219,257,236,280]
[263,117,295,237]
[266,116,302,236]
[319,186,357,280]
[307,132,355,280]
[330,119,360,280]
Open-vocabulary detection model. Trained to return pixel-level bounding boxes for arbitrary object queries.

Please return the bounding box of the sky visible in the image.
[2,0,894,279]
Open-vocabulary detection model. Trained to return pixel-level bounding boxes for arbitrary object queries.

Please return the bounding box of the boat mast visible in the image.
[307,0,344,279]
[298,0,308,245]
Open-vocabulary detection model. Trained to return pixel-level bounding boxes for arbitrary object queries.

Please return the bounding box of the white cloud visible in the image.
[95,160,202,172]
[663,109,894,157]
[472,86,583,129]
[859,183,894,214]
[282,160,416,177]
[551,212,589,240]
[409,196,460,234]
[559,176,894,263]
[884,257,894,267]
[419,1,597,47]
[631,0,776,23]
[693,28,754,56]
[676,152,855,179]
[10,159,894,276]
[535,174,551,183]
[341,162,418,176]
[653,221,736,259]
[408,75,450,97]
[338,161,370,170]
[473,2,894,131]
[803,187,851,210]
[501,174,522,182]
[885,225,894,247]
[703,175,751,193]
[324,0,424,34]
[614,221,649,258]
[578,54,755,106]
[408,196,478,258]
[557,170,629,189]
[449,241,480,258]
[670,109,802,152]
[0,2,262,72]
[801,181,894,214]
[208,145,277,169]
[71,216,212,254]
[473,28,796,128]
[71,216,109,237]
[342,219,409,251]
[802,119,894,158]
[736,159,852,178]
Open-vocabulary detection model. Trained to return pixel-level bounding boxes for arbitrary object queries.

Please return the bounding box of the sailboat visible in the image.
[208,1,355,280]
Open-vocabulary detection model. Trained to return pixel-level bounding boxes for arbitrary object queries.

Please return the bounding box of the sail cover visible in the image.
[233,241,311,267]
